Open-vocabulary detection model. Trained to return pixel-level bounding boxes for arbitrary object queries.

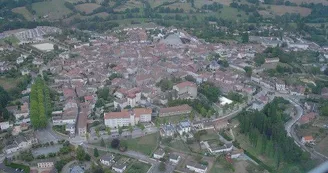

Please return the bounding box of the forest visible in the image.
[30,78,52,129]
[238,98,315,172]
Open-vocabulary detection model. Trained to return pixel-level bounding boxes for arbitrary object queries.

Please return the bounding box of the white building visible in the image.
[169,154,181,164]
[112,162,127,173]
[104,108,152,128]
[201,141,233,154]
[0,121,11,130]
[37,160,54,168]
[186,161,207,173]
[153,148,165,159]
[173,81,197,99]
[100,154,115,166]
[275,81,286,91]
[177,121,191,135]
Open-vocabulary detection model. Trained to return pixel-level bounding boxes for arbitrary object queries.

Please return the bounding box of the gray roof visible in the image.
[154,148,165,156]
[113,162,127,169]
[186,161,207,170]
[169,153,180,160]
[70,166,84,173]
[100,154,115,161]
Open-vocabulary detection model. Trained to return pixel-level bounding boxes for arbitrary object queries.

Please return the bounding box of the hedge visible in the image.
[244,150,274,173]
[6,162,30,173]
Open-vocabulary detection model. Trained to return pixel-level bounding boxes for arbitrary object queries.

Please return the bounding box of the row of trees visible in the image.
[238,98,314,171]
[30,78,52,129]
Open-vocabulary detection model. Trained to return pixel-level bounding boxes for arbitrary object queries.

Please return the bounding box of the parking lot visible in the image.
[35,130,58,144]
[32,144,62,157]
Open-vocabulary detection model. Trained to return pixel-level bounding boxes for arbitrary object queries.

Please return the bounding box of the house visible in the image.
[20,68,30,75]
[4,133,38,154]
[159,104,192,117]
[112,162,127,173]
[0,121,10,130]
[265,58,279,63]
[201,141,233,154]
[177,120,191,135]
[251,101,265,111]
[173,81,197,99]
[66,123,75,135]
[275,80,285,91]
[302,136,314,144]
[160,124,175,137]
[104,108,152,128]
[100,154,115,166]
[192,120,214,131]
[186,161,208,173]
[209,60,220,70]
[230,149,244,159]
[77,112,87,137]
[153,148,165,159]
[4,144,19,154]
[169,153,181,164]
[37,160,54,168]
[298,112,316,125]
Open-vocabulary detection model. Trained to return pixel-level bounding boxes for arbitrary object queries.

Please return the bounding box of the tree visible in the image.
[111,138,120,149]
[158,162,166,172]
[106,127,111,135]
[242,32,249,43]
[118,126,123,135]
[244,66,252,77]
[94,148,99,157]
[53,44,59,51]
[128,124,133,133]
[101,138,106,147]
[119,140,128,151]
[76,146,86,161]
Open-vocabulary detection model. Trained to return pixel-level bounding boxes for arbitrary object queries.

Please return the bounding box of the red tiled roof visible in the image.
[174,81,196,89]
[303,136,314,141]
[104,108,152,119]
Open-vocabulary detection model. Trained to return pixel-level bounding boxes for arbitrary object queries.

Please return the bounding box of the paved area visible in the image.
[32,144,62,157]
[0,163,19,173]
[35,130,58,144]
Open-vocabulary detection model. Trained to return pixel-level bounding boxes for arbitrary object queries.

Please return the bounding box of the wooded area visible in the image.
[30,78,51,129]
[238,98,315,172]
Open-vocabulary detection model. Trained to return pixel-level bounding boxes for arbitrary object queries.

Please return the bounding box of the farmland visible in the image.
[12,7,34,21]
[32,0,72,20]
[75,3,101,14]
[0,77,21,90]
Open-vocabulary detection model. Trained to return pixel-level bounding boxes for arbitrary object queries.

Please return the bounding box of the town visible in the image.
[0,22,327,173]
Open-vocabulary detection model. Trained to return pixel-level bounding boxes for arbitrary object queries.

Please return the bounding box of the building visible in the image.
[177,120,191,135]
[37,160,54,168]
[112,162,127,173]
[173,81,197,99]
[153,148,165,159]
[114,88,141,109]
[230,149,244,159]
[160,124,175,137]
[104,108,152,128]
[298,112,316,125]
[71,166,84,173]
[159,104,192,117]
[302,136,314,144]
[169,153,181,164]
[0,121,11,130]
[264,58,279,63]
[4,133,38,154]
[275,80,286,91]
[251,101,265,111]
[77,113,87,137]
[192,120,214,131]
[100,154,115,166]
[201,141,233,154]
[186,161,208,173]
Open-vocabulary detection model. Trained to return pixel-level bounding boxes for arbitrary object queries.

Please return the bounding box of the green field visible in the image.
[126,161,151,173]
[12,7,34,21]
[0,36,20,45]
[168,139,190,152]
[125,133,159,156]
[32,0,72,20]
[0,77,21,90]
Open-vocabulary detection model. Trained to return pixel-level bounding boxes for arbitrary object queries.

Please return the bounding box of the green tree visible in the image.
[242,32,249,43]
[100,138,106,147]
[244,66,252,77]
[76,146,86,161]
[94,148,99,157]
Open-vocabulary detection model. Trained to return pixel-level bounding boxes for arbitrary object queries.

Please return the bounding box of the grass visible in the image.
[199,130,219,141]
[0,77,21,90]
[75,3,101,14]
[147,0,176,8]
[126,161,151,173]
[12,7,34,21]
[125,132,159,156]
[209,164,231,173]
[114,0,143,12]
[0,36,20,45]
[32,0,72,20]
[157,114,188,125]
[315,136,328,157]
[168,139,190,152]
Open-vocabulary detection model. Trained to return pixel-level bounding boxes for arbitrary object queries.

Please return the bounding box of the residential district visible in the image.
[0,24,327,173]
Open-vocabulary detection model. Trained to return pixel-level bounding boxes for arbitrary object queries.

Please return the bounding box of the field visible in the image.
[12,7,34,21]
[32,43,54,52]
[0,36,20,45]
[199,129,219,141]
[126,161,151,173]
[163,2,193,12]
[32,0,72,20]
[168,139,190,152]
[75,3,101,14]
[0,77,21,90]
[287,0,328,5]
[195,0,232,7]
[209,163,231,173]
[114,0,143,12]
[125,132,159,156]
[315,136,328,157]
[260,5,311,17]
[296,125,327,141]
[147,0,176,8]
